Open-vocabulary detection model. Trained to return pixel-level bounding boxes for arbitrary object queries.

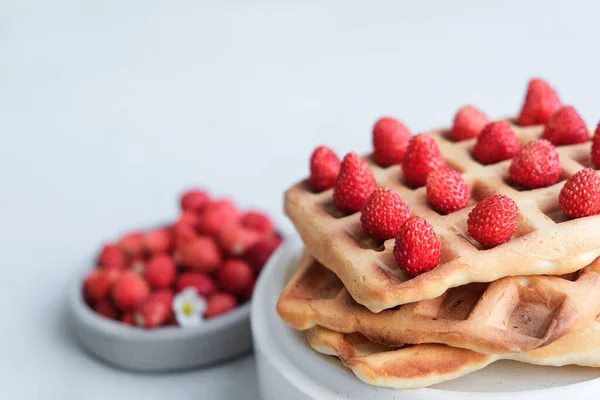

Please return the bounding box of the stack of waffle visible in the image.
[276,80,600,389]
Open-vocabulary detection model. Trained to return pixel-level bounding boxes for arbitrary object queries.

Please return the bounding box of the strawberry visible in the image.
[178,211,201,228]
[308,146,341,192]
[451,105,489,141]
[372,117,412,167]
[83,269,121,303]
[175,272,217,298]
[508,139,561,189]
[175,236,222,273]
[393,217,441,276]
[118,232,144,259]
[204,293,238,319]
[559,168,600,218]
[135,290,174,329]
[333,152,377,213]
[402,135,445,187]
[517,78,562,126]
[467,195,519,248]
[142,228,173,255]
[180,189,210,214]
[143,254,176,289]
[98,244,128,270]
[112,271,150,311]
[217,259,255,295]
[173,217,199,249]
[426,168,470,214]
[121,313,135,326]
[242,281,255,301]
[197,199,240,236]
[542,105,589,146]
[218,223,261,256]
[360,188,411,239]
[244,235,284,273]
[473,121,520,165]
[241,211,275,236]
[592,123,600,169]
[84,270,109,303]
[94,300,119,320]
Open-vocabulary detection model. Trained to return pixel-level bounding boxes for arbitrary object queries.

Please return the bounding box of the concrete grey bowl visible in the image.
[68,269,252,372]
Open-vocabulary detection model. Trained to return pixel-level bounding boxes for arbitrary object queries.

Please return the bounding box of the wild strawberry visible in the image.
[178,211,201,228]
[197,199,240,236]
[180,189,211,213]
[451,105,489,141]
[83,269,122,303]
[508,139,561,189]
[173,217,198,249]
[217,260,255,295]
[542,106,589,146]
[360,188,411,239]
[218,224,261,256]
[112,271,150,311]
[426,168,470,214]
[175,272,217,298]
[473,121,520,165]
[135,290,174,329]
[205,293,238,319]
[393,217,441,276]
[142,228,172,255]
[242,281,255,301]
[402,135,445,187]
[244,235,284,273]
[559,168,600,218]
[175,236,222,273]
[121,313,135,325]
[241,211,275,236]
[468,195,519,248]
[118,232,144,258]
[333,152,377,213]
[143,254,176,289]
[517,78,562,126]
[94,300,119,320]
[84,270,109,303]
[592,124,600,169]
[308,146,341,192]
[98,244,128,270]
[372,117,412,167]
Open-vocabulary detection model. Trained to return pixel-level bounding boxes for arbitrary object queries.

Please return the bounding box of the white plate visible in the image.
[252,237,600,399]
[68,265,251,372]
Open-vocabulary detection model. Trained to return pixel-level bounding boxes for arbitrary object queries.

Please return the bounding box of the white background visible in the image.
[2,1,600,399]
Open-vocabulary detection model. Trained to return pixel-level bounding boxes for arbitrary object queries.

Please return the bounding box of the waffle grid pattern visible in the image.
[277,252,600,354]
[284,121,600,312]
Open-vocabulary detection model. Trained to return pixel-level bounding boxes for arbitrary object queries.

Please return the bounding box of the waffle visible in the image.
[306,322,600,390]
[285,121,599,312]
[277,251,600,354]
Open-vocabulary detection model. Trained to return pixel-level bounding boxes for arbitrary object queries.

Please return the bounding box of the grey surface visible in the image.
[2,0,600,399]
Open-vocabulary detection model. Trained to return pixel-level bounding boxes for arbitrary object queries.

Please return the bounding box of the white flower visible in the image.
[173,288,207,327]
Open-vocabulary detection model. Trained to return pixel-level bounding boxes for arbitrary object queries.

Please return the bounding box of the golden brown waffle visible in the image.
[285,121,600,312]
[306,322,600,389]
[277,251,600,354]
